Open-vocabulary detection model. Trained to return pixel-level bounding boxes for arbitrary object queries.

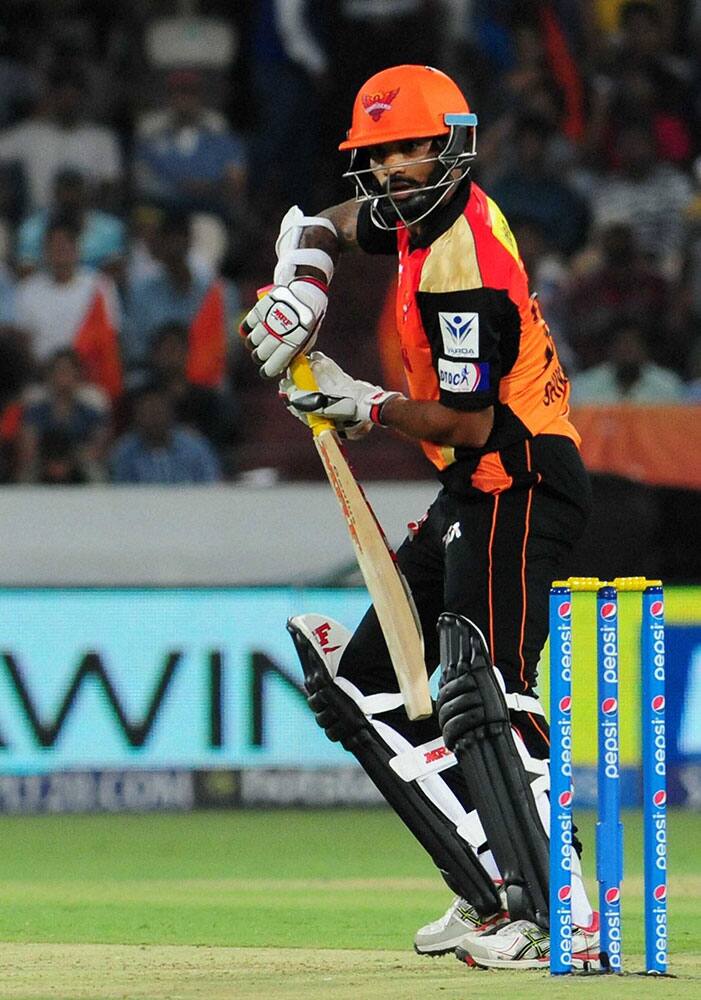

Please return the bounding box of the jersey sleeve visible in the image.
[356,202,398,255]
[416,287,519,411]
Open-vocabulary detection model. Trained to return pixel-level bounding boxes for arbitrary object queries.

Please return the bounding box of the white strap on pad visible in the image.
[335,679,404,716]
[389,736,456,782]
[372,718,487,852]
[504,691,546,716]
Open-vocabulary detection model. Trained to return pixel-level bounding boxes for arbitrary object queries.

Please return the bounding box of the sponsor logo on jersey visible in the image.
[438,359,490,393]
[362,88,400,122]
[438,311,479,358]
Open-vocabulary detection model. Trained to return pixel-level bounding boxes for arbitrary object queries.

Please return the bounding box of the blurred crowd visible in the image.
[0,0,700,486]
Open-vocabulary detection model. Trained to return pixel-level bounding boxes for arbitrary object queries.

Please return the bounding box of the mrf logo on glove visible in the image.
[267,301,298,336]
[239,279,328,379]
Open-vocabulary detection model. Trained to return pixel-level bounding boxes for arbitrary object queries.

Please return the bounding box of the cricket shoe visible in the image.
[414,890,510,956]
[455,915,601,970]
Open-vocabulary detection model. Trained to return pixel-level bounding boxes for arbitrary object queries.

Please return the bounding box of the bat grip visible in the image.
[289,355,335,436]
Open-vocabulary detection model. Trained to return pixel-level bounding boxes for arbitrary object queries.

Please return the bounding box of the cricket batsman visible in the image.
[241,64,599,969]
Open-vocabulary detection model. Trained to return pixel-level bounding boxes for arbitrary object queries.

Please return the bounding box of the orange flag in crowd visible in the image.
[0,401,22,443]
[73,285,123,400]
[187,281,227,388]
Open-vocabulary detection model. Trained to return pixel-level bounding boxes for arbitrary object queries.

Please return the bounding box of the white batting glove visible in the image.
[280,391,371,440]
[240,278,328,380]
[279,384,373,440]
[279,352,403,432]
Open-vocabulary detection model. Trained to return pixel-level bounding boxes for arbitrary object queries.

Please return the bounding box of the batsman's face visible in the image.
[367,139,437,201]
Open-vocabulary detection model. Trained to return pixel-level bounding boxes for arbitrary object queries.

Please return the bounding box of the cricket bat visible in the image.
[289,354,432,721]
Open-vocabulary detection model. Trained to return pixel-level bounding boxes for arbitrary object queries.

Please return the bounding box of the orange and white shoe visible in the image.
[414,891,510,956]
[455,914,601,970]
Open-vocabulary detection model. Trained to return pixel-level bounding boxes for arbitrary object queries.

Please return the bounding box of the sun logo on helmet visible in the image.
[362,88,400,122]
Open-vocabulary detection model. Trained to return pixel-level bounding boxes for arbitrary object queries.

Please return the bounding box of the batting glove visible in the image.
[279,386,372,440]
[240,278,328,380]
[279,352,403,433]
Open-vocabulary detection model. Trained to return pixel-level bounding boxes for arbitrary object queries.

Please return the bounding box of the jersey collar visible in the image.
[408,175,472,250]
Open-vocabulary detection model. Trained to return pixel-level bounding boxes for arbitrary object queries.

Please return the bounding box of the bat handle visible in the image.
[289,354,335,436]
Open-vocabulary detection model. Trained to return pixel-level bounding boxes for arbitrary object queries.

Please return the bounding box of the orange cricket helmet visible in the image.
[339,64,473,151]
[340,65,478,230]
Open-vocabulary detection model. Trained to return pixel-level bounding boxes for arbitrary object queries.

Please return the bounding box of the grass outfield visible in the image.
[0,808,698,999]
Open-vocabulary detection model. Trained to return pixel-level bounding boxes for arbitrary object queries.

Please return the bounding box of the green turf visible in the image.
[0,807,698,962]
[0,809,699,998]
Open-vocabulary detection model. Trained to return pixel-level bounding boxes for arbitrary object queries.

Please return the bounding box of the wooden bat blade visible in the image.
[314,428,432,721]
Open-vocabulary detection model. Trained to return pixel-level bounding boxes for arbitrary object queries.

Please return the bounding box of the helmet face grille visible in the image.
[343,124,477,231]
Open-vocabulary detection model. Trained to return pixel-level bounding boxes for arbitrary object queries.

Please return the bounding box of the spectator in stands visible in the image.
[571,320,686,404]
[490,113,589,257]
[15,348,110,484]
[250,0,331,209]
[588,121,693,281]
[678,176,701,368]
[565,222,670,370]
[474,6,585,184]
[0,259,15,325]
[13,217,122,400]
[126,203,222,287]
[0,66,122,212]
[589,66,693,169]
[109,384,221,484]
[510,216,572,367]
[329,1,439,202]
[0,25,39,129]
[331,1,437,116]
[0,162,21,256]
[0,327,32,482]
[590,1,694,166]
[144,322,239,457]
[496,12,582,139]
[15,168,126,278]
[133,68,247,221]
[122,210,229,387]
[44,18,124,126]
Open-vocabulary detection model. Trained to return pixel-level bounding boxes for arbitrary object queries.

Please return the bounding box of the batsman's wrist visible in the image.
[370,393,404,427]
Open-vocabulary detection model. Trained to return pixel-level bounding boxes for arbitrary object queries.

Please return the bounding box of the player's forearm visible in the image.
[295,200,360,282]
[380,396,494,449]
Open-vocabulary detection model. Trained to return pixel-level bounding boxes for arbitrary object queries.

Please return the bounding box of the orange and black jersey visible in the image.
[358,178,586,505]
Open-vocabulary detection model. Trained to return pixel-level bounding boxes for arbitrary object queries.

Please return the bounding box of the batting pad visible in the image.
[438,612,551,929]
[288,613,501,916]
